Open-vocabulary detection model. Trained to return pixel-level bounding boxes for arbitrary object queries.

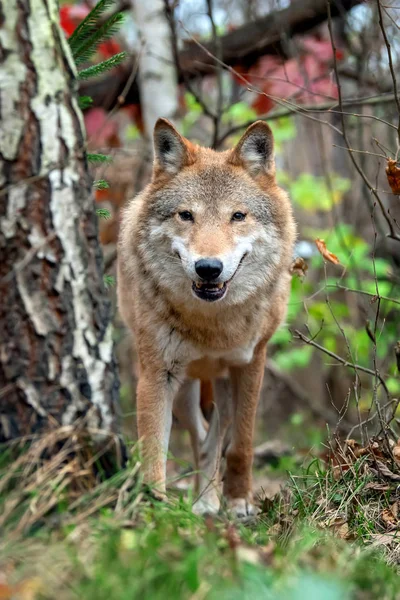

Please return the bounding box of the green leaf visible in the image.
[78,52,126,80]
[222,102,258,125]
[269,117,297,146]
[281,173,351,213]
[78,95,93,110]
[275,346,313,371]
[87,153,112,164]
[93,179,110,190]
[96,208,111,219]
[73,13,125,66]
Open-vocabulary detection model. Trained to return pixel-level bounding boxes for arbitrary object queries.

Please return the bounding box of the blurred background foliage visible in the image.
[59,0,400,447]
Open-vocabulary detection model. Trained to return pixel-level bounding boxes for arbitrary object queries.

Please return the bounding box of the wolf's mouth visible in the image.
[191,281,227,302]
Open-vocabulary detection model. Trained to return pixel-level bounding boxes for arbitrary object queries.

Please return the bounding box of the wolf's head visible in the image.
[135,118,296,308]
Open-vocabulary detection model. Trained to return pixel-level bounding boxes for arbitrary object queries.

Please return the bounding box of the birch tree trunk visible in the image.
[0,0,119,441]
[134,0,179,135]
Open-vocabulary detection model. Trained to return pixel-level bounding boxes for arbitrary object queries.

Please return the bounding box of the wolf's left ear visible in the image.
[229,121,275,177]
[153,118,195,175]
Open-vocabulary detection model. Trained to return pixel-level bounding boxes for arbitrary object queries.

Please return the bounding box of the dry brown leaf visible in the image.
[386,158,400,195]
[364,482,390,492]
[370,532,400,546]
[345,439,369,459]
[381,505,398,529]
[331,456,350,481]
[315,239,340,265]
[259,541,276,565]
[290,257,308,278]
[376,460,400,481]
[0,578,43,600]
[326,516,350,538]
[337,523,350,539]
[393,439,400,466]
[267,523,282,537]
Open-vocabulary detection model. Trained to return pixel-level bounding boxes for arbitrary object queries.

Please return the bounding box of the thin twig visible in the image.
[293,329,390,397]
[377,0,400,149]
[326,283,400,305]
[163,1,216,120]
[327,0,399,242]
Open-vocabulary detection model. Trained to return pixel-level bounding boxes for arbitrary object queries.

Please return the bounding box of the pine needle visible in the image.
[96,208,111,219]
[78,52,126,80]
[74,13,125,66]
[94,180,110,191]
[68,0,115,53]
[78,95,93,110]
[87,153,112,164]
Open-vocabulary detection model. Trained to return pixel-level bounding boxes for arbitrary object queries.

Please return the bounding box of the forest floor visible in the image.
[1,424,400,599]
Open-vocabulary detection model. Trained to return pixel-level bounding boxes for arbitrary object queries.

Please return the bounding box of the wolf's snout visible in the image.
[195,258,223,281]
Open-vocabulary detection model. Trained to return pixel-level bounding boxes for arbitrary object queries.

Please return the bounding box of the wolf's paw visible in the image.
[226,498,258,519]
[192,496,220,516]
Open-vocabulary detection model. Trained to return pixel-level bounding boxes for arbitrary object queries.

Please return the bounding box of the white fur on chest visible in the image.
[155,323,258,371]
[208,339,259,366]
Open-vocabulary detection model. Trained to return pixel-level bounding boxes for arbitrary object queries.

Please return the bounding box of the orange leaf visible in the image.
[290,257,308,278]
[386,158,400,195]
[315,239,340,265]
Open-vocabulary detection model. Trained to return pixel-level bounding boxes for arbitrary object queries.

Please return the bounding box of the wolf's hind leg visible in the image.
[192,378,232,515]
[173,379,207,491]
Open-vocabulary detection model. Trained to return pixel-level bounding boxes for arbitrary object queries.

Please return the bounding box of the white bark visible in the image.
[0,0,119,440]
[134,0,179,135]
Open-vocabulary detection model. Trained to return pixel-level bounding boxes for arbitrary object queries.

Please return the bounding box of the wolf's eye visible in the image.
[231,212,246,222]
[178,211,194,222]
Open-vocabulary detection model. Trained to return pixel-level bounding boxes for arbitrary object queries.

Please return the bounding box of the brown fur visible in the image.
[117,119,296,516]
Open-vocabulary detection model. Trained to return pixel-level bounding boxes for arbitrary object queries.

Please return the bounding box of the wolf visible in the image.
[117,118,296,517]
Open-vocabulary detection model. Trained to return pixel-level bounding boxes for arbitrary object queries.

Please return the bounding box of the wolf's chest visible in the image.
[207,341,258,366]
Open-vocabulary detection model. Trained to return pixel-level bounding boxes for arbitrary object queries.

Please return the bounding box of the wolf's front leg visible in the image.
[224,342,266,518]
[136,371,178,498]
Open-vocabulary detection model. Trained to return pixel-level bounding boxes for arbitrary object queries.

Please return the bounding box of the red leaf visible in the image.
[60,4,89,37]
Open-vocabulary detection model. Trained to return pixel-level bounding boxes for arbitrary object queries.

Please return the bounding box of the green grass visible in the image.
[2,501,399,599]
[1,431,400,599]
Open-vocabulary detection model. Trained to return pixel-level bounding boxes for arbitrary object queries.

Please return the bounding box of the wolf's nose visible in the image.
[195,258,223,281]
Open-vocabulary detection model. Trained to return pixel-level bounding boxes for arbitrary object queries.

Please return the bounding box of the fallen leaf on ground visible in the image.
[386,158,400,195]
[370,532,400,546]
[315,239,340,264]
[268,523,282,537]
[327,517,350,539]
[375,460,400,481]
[381,504,398,529]
[393,439,400,466]
[364,482,390,492]
[0,578,43,600]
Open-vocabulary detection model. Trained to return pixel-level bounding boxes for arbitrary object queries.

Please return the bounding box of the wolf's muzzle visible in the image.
[195,258,223,281]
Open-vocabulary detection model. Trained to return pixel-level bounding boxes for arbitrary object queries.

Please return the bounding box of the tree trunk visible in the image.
[0,0,119,441]
[134,0,179,135]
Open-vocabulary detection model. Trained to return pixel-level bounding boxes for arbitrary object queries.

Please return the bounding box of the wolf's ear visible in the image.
[229,121,275,177]
[153,118,195,175]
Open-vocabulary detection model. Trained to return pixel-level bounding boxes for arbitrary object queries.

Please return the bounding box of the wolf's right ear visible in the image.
[153,118,195,175]
[229,121,275,177]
